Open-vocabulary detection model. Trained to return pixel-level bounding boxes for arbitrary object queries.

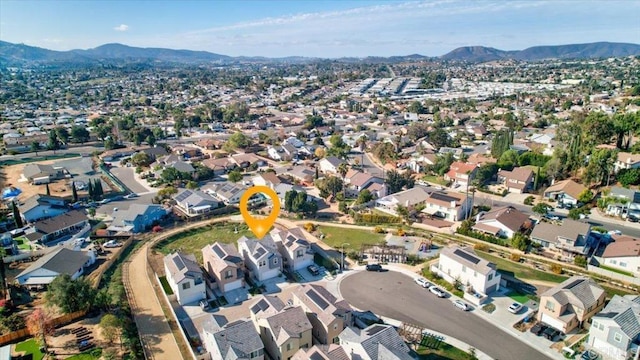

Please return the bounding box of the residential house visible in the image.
[163,252,206,305]
[268,144,296,161]
[291,344,349,360]
[139,146,169,160]
[291,284,352,345]
[270,227,314,273]
[107,204,167,233]
[344,172,386,198]
[537,276,606,334]
[238,235,283,282]
[544,179,587,206]
[0,233,17,256]
[18,194,68,223]
[253,173,283,189]
[530,219,592,258]
[256,306,313,360]
[588,295,640,360]
[338,324,414,360]
[614,152,640,173]
[438,147,463,159]
[173,189,220,216]
[472,206,530,239]
[22,164,66,184]
[497,167,534,194]
[25,210,88,244]
[249,295,286,325]
[283,166,316,185]
[605,186,640,220]
[202,182,247,205]
[202,318,265,360]
[319,157,346,175]
[231,153,266,169]
[432,246,501,295]
[422,190,473,222]
[202,242,245,295]
[599,235,640,276]
[444,162,478,189]
[16,247,96,288]
[202,157,237,175]
[375,187,433,215]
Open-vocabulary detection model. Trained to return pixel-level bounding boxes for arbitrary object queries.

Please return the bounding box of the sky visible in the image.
[0,0,639,58]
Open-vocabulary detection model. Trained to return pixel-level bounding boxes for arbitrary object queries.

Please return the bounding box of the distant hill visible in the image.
[441,42,640,62]
[1,40,639,66]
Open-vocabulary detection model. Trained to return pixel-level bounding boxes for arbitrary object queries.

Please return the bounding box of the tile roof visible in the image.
[541,276,605,312]
[498,166,533,183]
[617,152,640,165]
[530,219,590,245]
[292,344,349,360]
[602,235,640,258]
[264,306,312,346]
[593,295,640,340]
[206,319,263,359]
[475,206,530,233]
[544,179,586,200]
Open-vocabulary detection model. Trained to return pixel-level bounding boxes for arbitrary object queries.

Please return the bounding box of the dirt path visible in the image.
[124,244,183,360]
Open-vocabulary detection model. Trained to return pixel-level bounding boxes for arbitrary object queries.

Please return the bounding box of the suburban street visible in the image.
[340,271,552,360]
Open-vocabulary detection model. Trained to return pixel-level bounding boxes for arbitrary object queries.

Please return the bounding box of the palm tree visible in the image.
[337,163,349,180]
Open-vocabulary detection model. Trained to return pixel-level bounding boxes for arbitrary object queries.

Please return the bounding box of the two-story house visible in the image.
[497,167,534,194]
[431,246,501,295]
[270,228,314,273]
[614,152,640,173]
[537,276,606,334]
[107,204,168,233]
[238,235,283,283]
[588,295,640,360]
[202,182,247,205]
[375,186,432,215]
[338,324,414,360]
[163,252,206,305]
[18,194,68,223]
[530,219,592,259]
[344,171,386,198]
[319,156,346,175]
[422,190,473,222]
[256,306,313,360]
[249,295,286,326]
[473,206,531,239]
[25,210,88,245]
[292,344,349,360]
[599,235,640,277]
[444,161,478,189]
[291,284,352,345]
[202,317,265,360]
[202,242,245,298]
[606,186,640,220]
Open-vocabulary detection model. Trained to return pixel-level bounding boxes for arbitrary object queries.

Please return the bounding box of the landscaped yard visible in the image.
[599,265,634,277]
[476,251,568,283]
[14,236,32,250]
[159,276,174,295]
[317,225,385,251]
[14,339,44,360]
[66,348,103,359]
[422,175,450,186]
[508,291,538,304]
[155,222,254,263]
[416,343,476,360]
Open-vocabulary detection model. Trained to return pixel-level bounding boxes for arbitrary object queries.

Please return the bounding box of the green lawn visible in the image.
[14,339,44,360]
[66,348,102,359]
[599,265,635,277]
[14,236,32,250]
[508,291,537,304]
[416,343,476,360]
[155,222,254,263]
[317,225,385,251]
[159,276,174,295]
[422,175,450,186]
[475,251,568,283]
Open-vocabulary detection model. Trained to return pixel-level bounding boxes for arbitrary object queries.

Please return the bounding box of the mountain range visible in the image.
[1,40,639,66]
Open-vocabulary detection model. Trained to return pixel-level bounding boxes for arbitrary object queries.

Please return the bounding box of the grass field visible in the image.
[317,225,385,251]
[0,153,80,167]
[475,251,568,283]
[66,348,103,359]
[155,222,254,263]
[599,265,635,277]
[508,291,538,304]
[416,343,475,359]
[14,339,44,360]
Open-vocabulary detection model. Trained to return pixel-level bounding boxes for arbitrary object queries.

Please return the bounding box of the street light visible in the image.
[341,243,351,272]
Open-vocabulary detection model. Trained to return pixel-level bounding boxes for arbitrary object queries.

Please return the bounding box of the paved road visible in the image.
[348,151,384,178]
[110,166,151,194]
[340,271,552,360]
[126,243,183,360]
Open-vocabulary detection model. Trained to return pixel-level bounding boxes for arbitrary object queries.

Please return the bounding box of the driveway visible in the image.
[340,271,552,360]
[110,166,150,194]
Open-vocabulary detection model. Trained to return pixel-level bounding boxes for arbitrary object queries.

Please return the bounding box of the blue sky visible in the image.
[1,0,638,57]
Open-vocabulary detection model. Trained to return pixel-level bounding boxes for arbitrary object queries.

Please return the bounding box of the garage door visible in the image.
[224,279,243,292]
[591,337,624,360]
[541,313,566,333]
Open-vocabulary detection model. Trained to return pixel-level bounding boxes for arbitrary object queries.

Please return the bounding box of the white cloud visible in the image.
[113,24,129,32]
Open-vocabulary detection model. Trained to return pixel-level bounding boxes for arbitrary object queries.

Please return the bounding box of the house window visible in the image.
[286,342,291,351]
[225,270,233,279]
[598,323,604,331]
[297,250,304,258]
[462,266,466,273]
[592,320,598,329]
[474,271,477,277]
[274,258,278,264]
[611,260,617,265]
[614,333,622,343]
[182,282,190,290]
[488,274,493,281]
[620,262,627,268]
[545,301,555,311]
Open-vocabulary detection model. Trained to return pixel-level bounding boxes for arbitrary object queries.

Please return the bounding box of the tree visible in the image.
[26,309,54,352]
[225,132,251,150]
[46,274,96,313]
[337,163,349,180]
[72,181,78,202]
[70,125,90,143]
[532,203,551,215]
[407,101,424,114]
[93,179,103,200]
[314,147,326,159]
[491,129,513,158]
[618,168,640,187]
[30,141,41,156]
[510,233,530,251]
[55,127,70,145]
[396,204,410,223]
[47,129,61,152]
[498,149,519,169]
[428,128,451,149]
[100,314,123,345]
[578,189,594,204]
[356,189,374,204]
[87,179,94,200]
[385,170,414,194]
[327,134,350,158]
[372,142,397,163]
[574,255,588,268]
[228,170,243,183]
[131,153,153,167]
[186,181,199,190]
[11,201,23,228]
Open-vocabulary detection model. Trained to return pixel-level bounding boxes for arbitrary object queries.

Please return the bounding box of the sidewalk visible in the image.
[323,263,493,360]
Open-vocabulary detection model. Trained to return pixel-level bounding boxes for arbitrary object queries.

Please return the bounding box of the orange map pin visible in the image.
[240,185,281,239]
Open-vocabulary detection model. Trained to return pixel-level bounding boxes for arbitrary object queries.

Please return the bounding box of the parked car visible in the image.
[453,300,469,311]
[508,302,523,314]
[98,198,112,205]
[580,350,600,360]
[542,327,561,341]
[428,285,446,298]
[366,264,383,272]
[530,322,546,336]
[608,230,622,236]
[414,277,431,288]
[124,193,139,199]
[307,264,320,276]
[103,240,122,248]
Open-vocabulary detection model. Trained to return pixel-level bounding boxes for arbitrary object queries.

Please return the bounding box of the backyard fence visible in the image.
[0,310,88,346]
[588,265,640,286]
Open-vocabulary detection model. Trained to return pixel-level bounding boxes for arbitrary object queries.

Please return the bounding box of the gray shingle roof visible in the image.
[339,324,412,360]
[206,319,263,360]
[530,219,590,245]
[32,210,87,234]
[265,306,312,346]
[542,276,605,311]
[17,247,90,279]
[164,252,203,284]
[593,295,640,340]
[440,246,496,275]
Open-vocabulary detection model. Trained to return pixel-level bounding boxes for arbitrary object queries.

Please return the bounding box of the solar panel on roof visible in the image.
[307,289,329,310]
[174,190,193,202]
[212,244,226,258]
[296,239,309,246]
[430,192,457,202]
[254,247,266,258]
[453,249,480,264]
[173,255,186,270]
[565,279,584,289]
[366,325,387,336]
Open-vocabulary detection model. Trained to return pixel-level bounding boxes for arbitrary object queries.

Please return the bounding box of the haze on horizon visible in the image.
[0,0,638,58]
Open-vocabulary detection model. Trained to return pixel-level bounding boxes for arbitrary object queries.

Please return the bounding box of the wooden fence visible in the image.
[0,310,87,346]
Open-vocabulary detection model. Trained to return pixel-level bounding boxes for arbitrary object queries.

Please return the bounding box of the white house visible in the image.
[599,235,640,277]
[319,156,345,175]
[431,246,501,295]
[238,235,282,282]
[16,247,95,288]
[173,189,220,216]
[270,227,314,272]
[614,152,640,173]
[338,324,413,360]
[163,252,206,305]
[18,194,68,223]
[422,190,473,222]
[202,318,265,360]
[543,179,586,207]
[588,295,640,360]
[472,206,530,239]
[375,187,432,215]
[202,182,247,205]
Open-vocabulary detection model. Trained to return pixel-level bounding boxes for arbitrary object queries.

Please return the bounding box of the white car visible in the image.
[429,285,446,298]
[124,193,139,199]
[508,302,523,314]
[608,230,622,236]
[453,300,469,311]
[103,240,122,248]
[414,277,431,288]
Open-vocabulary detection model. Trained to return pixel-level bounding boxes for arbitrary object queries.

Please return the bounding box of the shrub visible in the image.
[574,255,587,268]
[510,253,521,262]
[304,222,316,232]
[373,226,385,234]
[396,228,406,236]
[524,196,535,205]
[474,243,489,251]
[354,213,402,225]
[551,264,563,274]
